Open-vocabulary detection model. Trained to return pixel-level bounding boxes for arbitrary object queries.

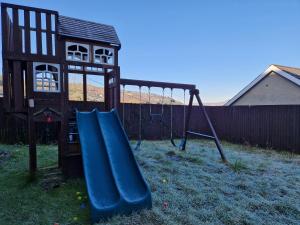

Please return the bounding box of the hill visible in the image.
[69,83,183,104]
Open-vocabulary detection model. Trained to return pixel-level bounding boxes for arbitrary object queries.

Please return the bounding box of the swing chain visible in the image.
[122,84,126,127]
[183,89,186,137]
[138,86,142,141]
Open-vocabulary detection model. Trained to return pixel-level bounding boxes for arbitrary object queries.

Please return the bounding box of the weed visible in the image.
[230,159,247,172]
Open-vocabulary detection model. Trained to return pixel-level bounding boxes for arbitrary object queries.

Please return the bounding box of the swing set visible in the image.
[120,78,227,162]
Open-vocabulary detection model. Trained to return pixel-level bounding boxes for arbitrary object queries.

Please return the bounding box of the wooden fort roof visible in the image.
[58,15,121,47]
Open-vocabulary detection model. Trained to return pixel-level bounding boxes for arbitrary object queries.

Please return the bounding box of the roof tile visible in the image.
[58,16,121,46]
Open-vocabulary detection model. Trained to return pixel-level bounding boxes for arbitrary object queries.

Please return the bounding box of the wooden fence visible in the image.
[0,99,299,153]
[121,104,300,153]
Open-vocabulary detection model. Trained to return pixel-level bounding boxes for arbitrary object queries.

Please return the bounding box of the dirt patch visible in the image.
[40,167,65,191]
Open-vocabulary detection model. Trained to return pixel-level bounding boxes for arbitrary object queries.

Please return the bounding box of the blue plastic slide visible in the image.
[76,109,152,223]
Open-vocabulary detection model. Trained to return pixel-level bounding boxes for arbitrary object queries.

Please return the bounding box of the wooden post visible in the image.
[1,5,8,54]
[58,121,64,167]
[26,61,37,173]
[180,89,194,150]
[114,67,121,110]
[12,61,23,111]
[28,116,37,174]
[24,10,31,54]
[12,8,21,53]
[46,13,52,56]
[180,89,227,162]
[2,60,10,110]
[194,91,227,162]
[35,12,42,55]
[104,69,110,111]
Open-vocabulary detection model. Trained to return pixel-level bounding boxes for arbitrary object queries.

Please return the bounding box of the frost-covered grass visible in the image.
[0,141,299,225]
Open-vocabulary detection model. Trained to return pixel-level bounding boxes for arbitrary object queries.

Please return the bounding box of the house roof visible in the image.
[274,64,300,80]
[58,16,121,48]
[225,64,300,106]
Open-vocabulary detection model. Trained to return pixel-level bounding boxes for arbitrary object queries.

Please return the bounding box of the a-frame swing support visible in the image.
[181,89,227,163]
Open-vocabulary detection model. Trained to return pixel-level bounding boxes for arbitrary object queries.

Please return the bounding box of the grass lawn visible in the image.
[0,140,299,225]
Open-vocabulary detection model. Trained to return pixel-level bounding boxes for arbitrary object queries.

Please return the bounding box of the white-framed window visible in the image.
[66,42,89,62]
[93,46,114,65]
[33,62,60,92]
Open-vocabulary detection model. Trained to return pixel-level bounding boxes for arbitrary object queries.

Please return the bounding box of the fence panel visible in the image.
[0,98,299,153]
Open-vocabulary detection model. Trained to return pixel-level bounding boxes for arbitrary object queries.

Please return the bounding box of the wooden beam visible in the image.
[83,74,87,101]
[26,61,33,98]
[194,92,227,162]
[46,13,52,56]
[28,116,37,174]
[120,78,196,90]
[1,3,58,15]
[104,71,109,111]
[1,5,8,53]
[180,90,194,150]
[35,12,42,55]
[24,10,30,53]
[12,7,21,53]
[114,67,120,109]
[2,60,10,110]
[13,61,23,111]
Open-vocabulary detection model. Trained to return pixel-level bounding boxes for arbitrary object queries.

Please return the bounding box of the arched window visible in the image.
[93,46,114,65]
[66,42,89,62]
[33,63,60,92]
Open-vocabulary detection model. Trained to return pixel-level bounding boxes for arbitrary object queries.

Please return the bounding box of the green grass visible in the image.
[0,140,299,225]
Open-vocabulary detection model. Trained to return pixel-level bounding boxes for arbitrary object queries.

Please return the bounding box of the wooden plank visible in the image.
[83,74,87,101]
[2,60,10,110]
[13,61,23,111]
[35,11,42,55]
[1,5,8,54]
[120,78,196,90]
[26,61,34,98]
[46,13,52,55]
[28,115,37,174]
[104,73,109,110]
[1,2,58,15]
[24,10,30,53]
[12,7,21,53]
[114,67,121,109]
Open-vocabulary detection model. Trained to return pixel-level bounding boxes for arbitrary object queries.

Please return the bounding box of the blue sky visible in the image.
[1,0,300,103]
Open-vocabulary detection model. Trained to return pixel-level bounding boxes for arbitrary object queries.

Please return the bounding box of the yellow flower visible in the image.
[73,216,78,221]
[77,196,82,201]
[76,192,81,195]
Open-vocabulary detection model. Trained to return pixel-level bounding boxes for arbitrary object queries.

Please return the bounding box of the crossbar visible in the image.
[186,131,215,140]
[120,78,196,90]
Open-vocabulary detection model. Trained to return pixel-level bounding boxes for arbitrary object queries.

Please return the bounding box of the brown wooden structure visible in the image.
[1,3,225,177]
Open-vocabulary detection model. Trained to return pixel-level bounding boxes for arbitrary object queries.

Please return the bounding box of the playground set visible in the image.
[1,3,226,222]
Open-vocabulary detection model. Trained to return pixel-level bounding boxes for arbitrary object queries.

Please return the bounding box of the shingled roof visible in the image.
[58,16,121,47]
[274,64,300,80]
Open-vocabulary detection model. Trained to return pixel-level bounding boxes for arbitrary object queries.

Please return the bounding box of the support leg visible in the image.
[28,117,37,174]
[180,90,194,150]
[194,92,227,162]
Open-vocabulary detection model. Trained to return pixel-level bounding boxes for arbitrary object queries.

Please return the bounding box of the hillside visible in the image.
[69,83,183,104]
[0,78,182,104]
